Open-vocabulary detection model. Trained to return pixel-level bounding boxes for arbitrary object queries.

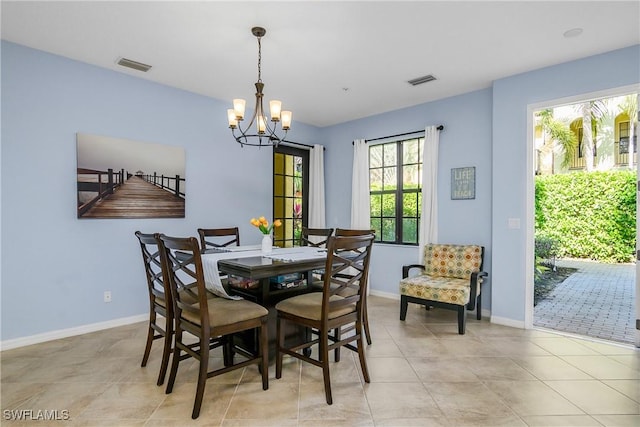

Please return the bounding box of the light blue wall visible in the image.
[320,89,494,304]
[491,45,640,324]
[3,39,639,343]
[0,41,319,340]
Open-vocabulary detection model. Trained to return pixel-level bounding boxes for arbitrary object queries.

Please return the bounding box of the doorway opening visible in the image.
[529,88,638,346]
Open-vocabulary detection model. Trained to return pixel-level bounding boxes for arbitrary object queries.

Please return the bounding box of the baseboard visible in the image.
[369,289,400,300]
[490,315,525,329]
[0,314,147,351]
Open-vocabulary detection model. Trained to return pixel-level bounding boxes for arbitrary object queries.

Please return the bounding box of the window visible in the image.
[618,121,637,154]
[273,146,309,248]
[576,126,597,158]
[369,137,424,244]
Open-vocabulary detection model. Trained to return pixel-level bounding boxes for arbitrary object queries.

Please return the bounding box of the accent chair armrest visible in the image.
[402,264,425,279]
[468,271,488,311]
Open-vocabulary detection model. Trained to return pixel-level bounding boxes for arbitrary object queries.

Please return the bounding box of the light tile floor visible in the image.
[1,296,639,426]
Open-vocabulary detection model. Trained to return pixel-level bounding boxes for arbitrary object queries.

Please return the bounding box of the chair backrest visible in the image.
[321,234,375,321]
[197,227,240,252]
[422,244,484,279]
[135,231,169,312]
[157,234,210,326]
[300,227,334,247]
[334,228,375,237]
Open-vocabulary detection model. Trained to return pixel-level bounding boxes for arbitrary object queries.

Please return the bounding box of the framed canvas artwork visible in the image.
[76,133,186,219]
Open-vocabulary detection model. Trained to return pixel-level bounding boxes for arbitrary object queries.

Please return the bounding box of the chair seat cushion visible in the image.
[399,275,471,306]
[156,287,217,307]
[275,292,355,321]
[182,297,268,328]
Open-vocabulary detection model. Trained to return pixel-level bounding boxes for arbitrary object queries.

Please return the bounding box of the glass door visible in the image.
[273,146,309,248]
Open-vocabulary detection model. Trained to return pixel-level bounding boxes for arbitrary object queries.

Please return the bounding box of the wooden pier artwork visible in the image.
[77,169,185,219]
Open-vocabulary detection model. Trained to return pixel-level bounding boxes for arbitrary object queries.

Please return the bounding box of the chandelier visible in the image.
[227,27,292,147]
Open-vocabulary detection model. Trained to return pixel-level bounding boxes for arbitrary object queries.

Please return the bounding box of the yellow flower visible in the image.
[251,216,282,235]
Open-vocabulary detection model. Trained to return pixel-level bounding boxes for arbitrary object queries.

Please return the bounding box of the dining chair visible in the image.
[157,234,269,419]
[333,228,375,346]
[197,227,240,252]
[275,233,374,405]
[134,231,173,386]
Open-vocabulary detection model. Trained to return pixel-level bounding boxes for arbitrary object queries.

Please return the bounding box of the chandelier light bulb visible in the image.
[281,111,292,130]
[227,109,238,128]
[233,99,246,120]
[270,100,282,121]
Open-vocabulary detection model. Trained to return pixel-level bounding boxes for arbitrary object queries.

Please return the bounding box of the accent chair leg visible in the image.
[476,294,482,320]
[457,306,466,335]
[400,295,408,321]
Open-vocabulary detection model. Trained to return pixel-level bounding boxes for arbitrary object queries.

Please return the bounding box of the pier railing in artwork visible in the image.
[137,172,185,199]
[77,168,124,217]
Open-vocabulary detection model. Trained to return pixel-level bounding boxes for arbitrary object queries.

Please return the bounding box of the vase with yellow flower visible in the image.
[250,216,282,254]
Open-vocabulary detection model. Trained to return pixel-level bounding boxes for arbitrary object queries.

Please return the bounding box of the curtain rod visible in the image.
[360,125,444,143]
[280,140,325,150]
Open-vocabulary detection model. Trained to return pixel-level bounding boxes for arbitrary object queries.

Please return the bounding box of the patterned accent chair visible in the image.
[399,244,487,334]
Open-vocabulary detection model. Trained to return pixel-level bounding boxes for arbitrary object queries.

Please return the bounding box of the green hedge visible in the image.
[535,170,636,263]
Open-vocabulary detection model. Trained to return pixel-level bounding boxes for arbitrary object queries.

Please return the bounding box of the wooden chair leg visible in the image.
[275,317,284,379]
[192,335,210,419]
[141,312,156,367]
[363,300,372,345]
[165,330,182,394]
[400,295,408,321]
[320,328,332,405]
[476,294,482,320]
[157,319,172,386]
[260,319,269,391]
[356,327,370,383]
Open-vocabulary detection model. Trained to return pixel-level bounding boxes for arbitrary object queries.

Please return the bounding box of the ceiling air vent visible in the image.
[116,57,152,72]
[407,74,436,86]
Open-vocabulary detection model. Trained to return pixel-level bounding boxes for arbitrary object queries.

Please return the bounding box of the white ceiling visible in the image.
[2,1,639,127]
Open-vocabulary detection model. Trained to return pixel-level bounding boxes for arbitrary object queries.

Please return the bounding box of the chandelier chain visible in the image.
[257,37,262,83]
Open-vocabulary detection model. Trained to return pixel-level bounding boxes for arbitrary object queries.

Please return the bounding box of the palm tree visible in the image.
[618,95,638,169]
[536,109,577,169]
[577,100,608,171]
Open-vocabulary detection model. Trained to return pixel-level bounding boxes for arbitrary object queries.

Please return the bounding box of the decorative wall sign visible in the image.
[451,167,475,200]
[76,133,186,219]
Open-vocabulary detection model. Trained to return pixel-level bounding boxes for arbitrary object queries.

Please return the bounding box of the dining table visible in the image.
[200,245,328,359]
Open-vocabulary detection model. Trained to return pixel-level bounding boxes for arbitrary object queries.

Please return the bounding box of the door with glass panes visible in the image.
[273,146,309,248]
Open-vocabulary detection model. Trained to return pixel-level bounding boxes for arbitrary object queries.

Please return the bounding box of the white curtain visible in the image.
[308,144,326,228]
[351,139,370,229]
[418,126,440,262]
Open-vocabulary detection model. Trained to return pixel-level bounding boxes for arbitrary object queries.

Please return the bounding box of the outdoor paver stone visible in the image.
[534,259,635,345]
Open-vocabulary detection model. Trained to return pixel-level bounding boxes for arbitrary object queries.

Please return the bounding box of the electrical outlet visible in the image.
[104,291,112,303]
